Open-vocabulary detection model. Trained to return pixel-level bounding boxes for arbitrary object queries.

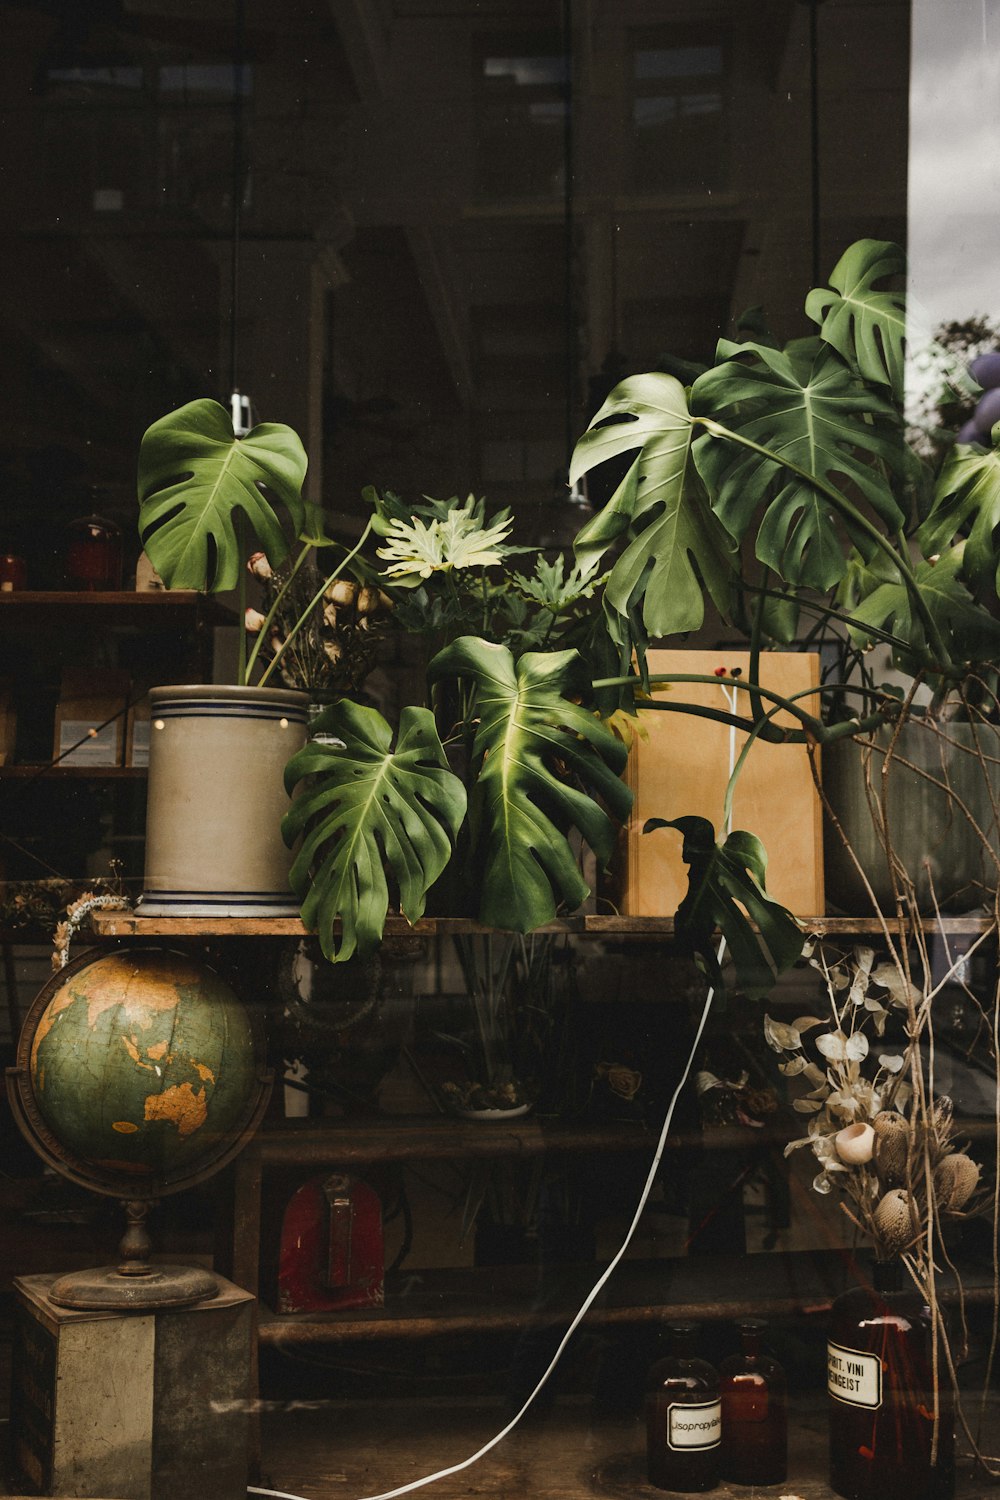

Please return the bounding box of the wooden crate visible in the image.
[618,650,824,918]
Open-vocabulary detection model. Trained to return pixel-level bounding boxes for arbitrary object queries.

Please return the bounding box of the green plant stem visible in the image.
[593,671,897,744]
[258,519,375,688]
[236,515,248,685]
[742,580,918,656]
[696,415,955,674]
[244,538,314,684]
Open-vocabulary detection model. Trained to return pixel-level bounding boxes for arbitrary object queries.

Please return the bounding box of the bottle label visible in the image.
[827,1342,882,1409]
[667,1399,722,1451]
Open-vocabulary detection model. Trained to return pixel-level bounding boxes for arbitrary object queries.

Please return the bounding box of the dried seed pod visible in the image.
[835,1122,875,1165]
[356,585,380,616]
[935,1153,980,1212]
[324,578,356,609]
[873,1188,914,1253]
[873,1111,908,1187]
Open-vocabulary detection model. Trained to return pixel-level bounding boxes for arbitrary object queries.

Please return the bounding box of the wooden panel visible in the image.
[619,651,824,917]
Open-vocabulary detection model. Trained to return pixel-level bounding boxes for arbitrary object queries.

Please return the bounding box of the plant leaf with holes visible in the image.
[691,341,906,591]
[916,441,1000,600]
[137,398,308,591]
[569,373,737,643]
[645,815,803,998]
[428,637,632,930]
[804,238,907,400]
[282,700,467,962]
[839,542,1000,668]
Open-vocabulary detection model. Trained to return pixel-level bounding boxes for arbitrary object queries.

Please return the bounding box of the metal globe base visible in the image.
[49,1262,220,1311]
[49,1198,219,1311]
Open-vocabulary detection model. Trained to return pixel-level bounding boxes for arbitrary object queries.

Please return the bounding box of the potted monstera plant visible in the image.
[567,237,1000,922]
[135,396,801,1013]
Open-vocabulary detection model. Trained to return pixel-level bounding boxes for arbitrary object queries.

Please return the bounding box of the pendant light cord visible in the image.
[229,0,246,395]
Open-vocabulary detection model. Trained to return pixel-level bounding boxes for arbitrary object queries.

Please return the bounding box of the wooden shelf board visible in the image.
[88,911,998,938]
[0,765,147,779]
[0,590,233,625]
[256,1115,796,1166]
[255,1251,995,1344]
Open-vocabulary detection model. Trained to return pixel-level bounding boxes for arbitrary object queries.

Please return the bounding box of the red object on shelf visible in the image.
[63,514,123,590]
[0,553,27,591]
[277,1172,384,1314]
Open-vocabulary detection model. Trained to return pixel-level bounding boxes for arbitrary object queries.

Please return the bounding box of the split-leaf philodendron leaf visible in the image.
[137,398,308,591]
[282,700,467,963]
[645,815,803,999]
[804,238,907,402]
[917,442,1000,601]
[569,372,737,643]
[692,342,905,592]
[428,637,632,931]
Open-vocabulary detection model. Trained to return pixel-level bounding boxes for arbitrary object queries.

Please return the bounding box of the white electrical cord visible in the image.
[248,942,724,1500]
[248,678,740,1500]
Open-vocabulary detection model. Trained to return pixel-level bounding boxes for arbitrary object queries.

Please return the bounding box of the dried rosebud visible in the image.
[322,602,339,628]
[324,579,356,608]
[356,585,380,616]
[244,607,267,633]
[247,552,272,580]
[607,1065,642,1101]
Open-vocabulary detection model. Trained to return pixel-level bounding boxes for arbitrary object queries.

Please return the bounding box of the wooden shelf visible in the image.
[0,765,147,779]
[254,1251,996,1344]
[88,910,998,938]
[0,590,233,626]
[254,1116,788,1167]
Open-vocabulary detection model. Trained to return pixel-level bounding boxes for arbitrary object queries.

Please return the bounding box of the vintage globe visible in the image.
[12,947,265,1195]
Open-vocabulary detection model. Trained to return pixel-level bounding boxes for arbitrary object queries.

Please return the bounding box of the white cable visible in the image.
[248,944,723,1500]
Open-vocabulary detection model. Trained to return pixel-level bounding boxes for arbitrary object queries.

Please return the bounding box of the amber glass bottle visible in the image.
[828,1258,954,1500]
[646,1321,721,1492]
[719,1317,787,1485]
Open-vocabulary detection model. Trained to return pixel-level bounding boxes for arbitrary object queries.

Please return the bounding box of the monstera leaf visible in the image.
[804,239,907,401]
[838,542,1000,669]
[692,341,905,591]
[282,701,467,962]
[917,442,1000,600]
[429,638,632,931]
[646,816,803,999]
[138,398,308,591]
[569,373,737,641]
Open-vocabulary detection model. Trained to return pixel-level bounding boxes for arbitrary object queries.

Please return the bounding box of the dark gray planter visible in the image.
[823,720,1000,914]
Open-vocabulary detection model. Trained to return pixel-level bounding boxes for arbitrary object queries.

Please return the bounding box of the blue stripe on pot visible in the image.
[152,699,309,723]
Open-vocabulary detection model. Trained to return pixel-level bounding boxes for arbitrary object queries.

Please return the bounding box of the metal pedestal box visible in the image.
[10,1273,254,1500]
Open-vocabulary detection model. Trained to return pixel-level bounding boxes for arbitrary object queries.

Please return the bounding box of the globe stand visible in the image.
[49,1199,220,1310]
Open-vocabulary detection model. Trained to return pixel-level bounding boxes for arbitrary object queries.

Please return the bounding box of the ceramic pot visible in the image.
[823,720,1000,914]
[139,684,309,917]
